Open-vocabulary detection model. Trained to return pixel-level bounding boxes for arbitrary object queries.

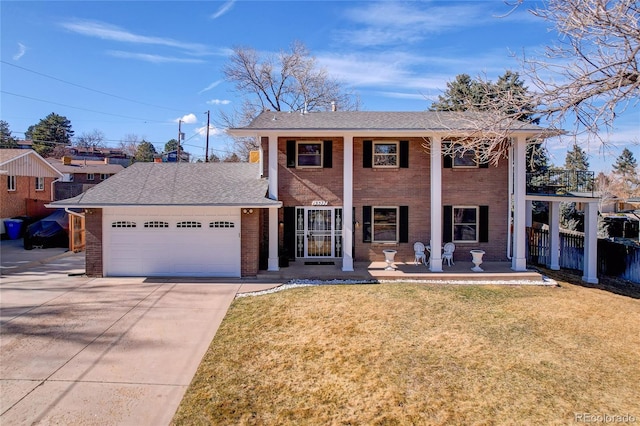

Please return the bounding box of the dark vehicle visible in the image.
[24,210,69,250]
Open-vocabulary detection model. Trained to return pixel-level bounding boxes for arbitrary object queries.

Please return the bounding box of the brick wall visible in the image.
[270,136,510,264]
[442,162,509,262]
[85,208,103,277]
[1,175,56,219]
[241,209,260,277]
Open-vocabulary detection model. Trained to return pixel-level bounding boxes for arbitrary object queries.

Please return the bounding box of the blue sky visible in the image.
[1,0,638,172]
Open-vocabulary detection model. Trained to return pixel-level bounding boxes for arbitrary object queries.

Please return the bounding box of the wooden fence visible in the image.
[527,227,640,283]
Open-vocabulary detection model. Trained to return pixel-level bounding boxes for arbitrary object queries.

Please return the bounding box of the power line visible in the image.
[1,90,166,123]
[1,60,186,113]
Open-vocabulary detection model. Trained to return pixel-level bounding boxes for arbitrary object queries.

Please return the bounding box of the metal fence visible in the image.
[527,227,640,283]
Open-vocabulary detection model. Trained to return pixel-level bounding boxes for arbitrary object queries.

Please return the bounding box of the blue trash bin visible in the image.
[4,219,23,240]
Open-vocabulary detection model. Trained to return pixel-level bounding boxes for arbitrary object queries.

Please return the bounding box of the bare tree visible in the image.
[425,0,638,165]
[522,0,639,143]
[75,129,106,151]
[118,134,141,158]
[221,41,360,159]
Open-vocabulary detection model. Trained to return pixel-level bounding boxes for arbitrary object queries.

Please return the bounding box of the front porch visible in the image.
[258,259,548,284]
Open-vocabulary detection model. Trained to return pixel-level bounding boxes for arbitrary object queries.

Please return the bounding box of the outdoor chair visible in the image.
[442,242,455,266]
[413,242,427,265]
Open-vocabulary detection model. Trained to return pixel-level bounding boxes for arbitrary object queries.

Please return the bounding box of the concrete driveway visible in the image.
[0,246,280,425]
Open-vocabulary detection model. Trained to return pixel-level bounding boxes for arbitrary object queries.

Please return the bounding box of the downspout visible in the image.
[51,178,60,203]
[506,144,513,260]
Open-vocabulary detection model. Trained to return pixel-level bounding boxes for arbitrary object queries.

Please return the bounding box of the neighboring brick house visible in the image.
[47,157,125,200]
[228,110,600,282]
[0,149,63,234]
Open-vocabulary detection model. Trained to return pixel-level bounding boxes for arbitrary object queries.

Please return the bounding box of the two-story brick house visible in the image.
[228,110,599,282]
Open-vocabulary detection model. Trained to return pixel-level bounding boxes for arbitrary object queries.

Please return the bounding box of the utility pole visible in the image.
[205,110,210,163]
[177,119,182,163]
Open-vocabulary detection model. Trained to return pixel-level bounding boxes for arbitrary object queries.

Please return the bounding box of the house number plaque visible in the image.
[311,200,328,206]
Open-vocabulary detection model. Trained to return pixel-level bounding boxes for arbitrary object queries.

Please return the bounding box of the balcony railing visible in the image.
[526,169,595,197]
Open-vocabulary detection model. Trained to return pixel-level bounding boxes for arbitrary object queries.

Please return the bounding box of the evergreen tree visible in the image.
[612,148,639,200]
[0,120,17,148]
[26,113,74,157]
[134,141,157,162]
[564,143,590,171]
[164,139,179,152]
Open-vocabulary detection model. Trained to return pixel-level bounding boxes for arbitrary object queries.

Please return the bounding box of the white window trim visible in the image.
[372,206,399,243]
[35,177,44,191]
[452,205,479,243]
[373,141,399,169]
[296,141,323,168]
[7,175,16,192]
[87,173,95,181]
[100,173,110,180]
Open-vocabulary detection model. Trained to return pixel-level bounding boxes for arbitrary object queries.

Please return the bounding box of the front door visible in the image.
[295,207,343,258]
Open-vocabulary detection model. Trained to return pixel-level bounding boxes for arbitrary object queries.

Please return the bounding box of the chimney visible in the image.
[103,157,110,164]
[154,156,163,163]
[331,101,336,112]
[62,156,71,165]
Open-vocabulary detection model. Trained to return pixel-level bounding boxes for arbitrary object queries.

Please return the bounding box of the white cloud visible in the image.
[196,124,223,137]
[177,113,198,124]
[199,80,223,94]
[60,19,211,56]
[206,99,231,105]
[210,0,235,19]
[337,2,489,47]
[107,51,205,64]
[13,42,27,60]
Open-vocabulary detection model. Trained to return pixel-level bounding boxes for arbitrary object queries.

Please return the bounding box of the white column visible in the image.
[512,136,528,271]
[582,202,599,283]
[525,200,533,227]
[342,136,354,271]
[549,201,560,270]
[430,135,443,272]
[267,135,279,271]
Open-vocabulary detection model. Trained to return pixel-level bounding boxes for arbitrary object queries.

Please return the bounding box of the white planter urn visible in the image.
[383,249,397,271]
[470,250,485,272]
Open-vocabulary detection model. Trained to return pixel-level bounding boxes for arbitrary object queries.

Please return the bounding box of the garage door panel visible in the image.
[104,210,241,277]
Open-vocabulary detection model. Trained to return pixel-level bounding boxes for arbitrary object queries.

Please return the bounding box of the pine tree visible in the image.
[26,113,74,157]
[612,148,639,200]
[564,143,590,171]
[612,148,638,176]
[0,120,17,148]
[134,141,157,162]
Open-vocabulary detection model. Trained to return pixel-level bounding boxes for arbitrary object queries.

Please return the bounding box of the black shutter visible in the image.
[283,207,296,258]
[399,206,409,243]
[443,205,453,243]
[479,205,489,242]
[352,207,356,258]
[363,140,372,168]
[286,140,296,168]
[323,140,332,168]
[363,206,372,242]
[399,141,409,168]
[443,142,452,168]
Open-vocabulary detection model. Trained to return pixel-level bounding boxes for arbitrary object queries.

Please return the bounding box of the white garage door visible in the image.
[103,207,241,277]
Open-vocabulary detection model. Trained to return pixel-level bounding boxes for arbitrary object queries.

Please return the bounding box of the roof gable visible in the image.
[0,149,63,177]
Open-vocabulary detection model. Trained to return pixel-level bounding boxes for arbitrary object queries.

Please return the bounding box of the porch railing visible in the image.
[526,169,595,196]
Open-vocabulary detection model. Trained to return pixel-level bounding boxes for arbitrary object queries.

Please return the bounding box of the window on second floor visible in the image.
[452,144,478,168]
[297,142,323,168]
[87,173,95,181]
[100,173,110,180]
[35,177,44,191]
[7,175,16,191]
[373,141,399,168]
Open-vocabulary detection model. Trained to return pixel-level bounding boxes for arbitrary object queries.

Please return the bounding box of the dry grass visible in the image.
[172,278,640,425]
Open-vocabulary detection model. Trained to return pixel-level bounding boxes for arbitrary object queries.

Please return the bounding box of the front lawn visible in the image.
[172,278,640,425]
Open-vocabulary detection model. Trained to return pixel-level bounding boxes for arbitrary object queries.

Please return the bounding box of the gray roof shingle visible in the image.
[50,162,279,207]
[232,110,548,132]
